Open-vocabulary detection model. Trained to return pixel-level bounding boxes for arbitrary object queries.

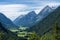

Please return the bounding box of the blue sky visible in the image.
[0,0,60,21]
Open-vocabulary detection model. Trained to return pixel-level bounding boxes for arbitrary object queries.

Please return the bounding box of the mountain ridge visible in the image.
[0,13,18,30]
[14,11,37,27]
[28,6,53,26]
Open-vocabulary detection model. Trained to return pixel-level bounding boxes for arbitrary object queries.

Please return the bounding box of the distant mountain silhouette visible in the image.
[14,11,37,27]
[0,13,18,30]
[28,6,60,36]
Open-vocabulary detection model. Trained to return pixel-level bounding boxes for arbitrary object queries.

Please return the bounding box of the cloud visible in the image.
[46,2,60,7]
[0,0,60,21]
[0,4,29,21]
[0,4,28,11]
[0,4,45,21]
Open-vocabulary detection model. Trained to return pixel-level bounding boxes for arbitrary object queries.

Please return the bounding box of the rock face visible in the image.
[28,6,60,36]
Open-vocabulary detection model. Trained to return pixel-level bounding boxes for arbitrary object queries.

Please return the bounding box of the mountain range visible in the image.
[14,6,53,27]
[0,5,60,40]
[0,6,54,30]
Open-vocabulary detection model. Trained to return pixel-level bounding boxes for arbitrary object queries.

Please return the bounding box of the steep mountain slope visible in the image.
[28,6,60,36]
[33,6,53,24]
[0,22,28,40]
[14,15,24,23]
[14,11,37,27]
[0,13,18,30]
[0,21,19,40]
